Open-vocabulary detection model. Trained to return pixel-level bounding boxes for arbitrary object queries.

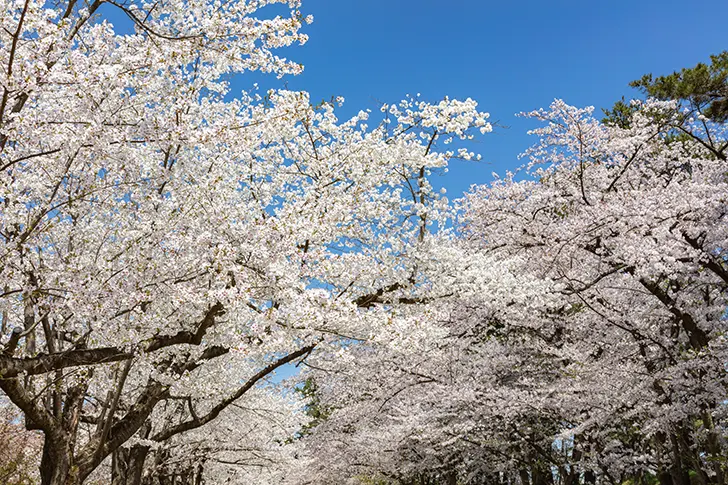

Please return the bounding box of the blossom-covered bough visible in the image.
[0,0,492,483]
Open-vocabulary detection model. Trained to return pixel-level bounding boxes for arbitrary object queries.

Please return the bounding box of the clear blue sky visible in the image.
[238,0,728,198]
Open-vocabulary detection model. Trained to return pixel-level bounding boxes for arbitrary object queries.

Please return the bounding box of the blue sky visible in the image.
[239,0,728,198]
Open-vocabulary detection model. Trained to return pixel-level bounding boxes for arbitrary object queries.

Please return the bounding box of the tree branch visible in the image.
[151,344,316,442]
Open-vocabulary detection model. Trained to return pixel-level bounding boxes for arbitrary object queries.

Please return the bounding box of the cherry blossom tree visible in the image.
[0,0,492,483]
[464,98,728,484]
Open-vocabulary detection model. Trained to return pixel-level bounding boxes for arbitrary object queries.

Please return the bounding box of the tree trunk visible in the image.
[445,470,457,485]
[520,469,531,485]
[532,463,553,485]
[657,470,674,485]
[39,433,79,485]
[583,470,597,485]
[669,431,690,485]
[112,446,150,485]
[701,412,725,485]
[194,464,204,485]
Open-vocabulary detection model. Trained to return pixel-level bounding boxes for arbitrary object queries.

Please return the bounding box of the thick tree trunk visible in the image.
[519,469,531,485]
[657,470,674,485]
[532,463,553,485]
[583,470,596,485]
[39,433,79,485]
[112,446,150,485]
[669,432,690,485]
[699,412,724,485]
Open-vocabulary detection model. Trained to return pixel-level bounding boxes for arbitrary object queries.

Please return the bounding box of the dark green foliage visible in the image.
[603,52,728,161]
[297,377,331,436]
[602,97,638,128]
[631,52,728,122]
